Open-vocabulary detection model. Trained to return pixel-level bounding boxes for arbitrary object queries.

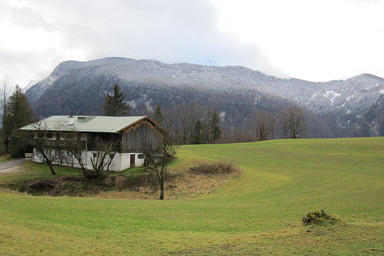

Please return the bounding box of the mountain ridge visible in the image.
[25,57,384,138]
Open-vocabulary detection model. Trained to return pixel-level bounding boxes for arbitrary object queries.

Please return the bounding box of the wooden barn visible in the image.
[20,115,164,172]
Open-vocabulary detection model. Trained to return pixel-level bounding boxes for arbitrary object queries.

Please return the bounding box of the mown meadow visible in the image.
[0,137,383,255]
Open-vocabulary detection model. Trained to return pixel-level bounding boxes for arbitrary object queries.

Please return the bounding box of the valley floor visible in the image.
[0,137,383,255]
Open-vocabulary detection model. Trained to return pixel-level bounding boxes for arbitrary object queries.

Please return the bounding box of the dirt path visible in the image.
[0,159,26,173]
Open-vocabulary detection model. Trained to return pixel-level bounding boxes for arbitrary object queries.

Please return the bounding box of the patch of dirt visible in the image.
[97,161,242,200]
[3,161,242,199]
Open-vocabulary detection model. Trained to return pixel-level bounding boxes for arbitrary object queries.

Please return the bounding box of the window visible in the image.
[46,133,53,139]
[137,154,144,159]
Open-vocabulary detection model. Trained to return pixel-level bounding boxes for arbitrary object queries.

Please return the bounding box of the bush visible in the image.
[28,179,56,193]
[103,173,157,191]
[189,162,240,175]
[105,172,178,192]
[302,209,342,226]
[13,176,91,196]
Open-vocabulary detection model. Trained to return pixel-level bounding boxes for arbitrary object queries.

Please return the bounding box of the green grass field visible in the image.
[0,137,383,255]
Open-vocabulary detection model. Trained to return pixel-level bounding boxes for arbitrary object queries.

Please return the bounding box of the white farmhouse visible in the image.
[20,115,163,172]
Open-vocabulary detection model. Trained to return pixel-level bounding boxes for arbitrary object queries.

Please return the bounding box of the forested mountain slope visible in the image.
[25,57,384,138]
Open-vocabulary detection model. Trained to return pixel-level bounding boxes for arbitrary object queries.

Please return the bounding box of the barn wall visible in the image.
[121,121,162,153]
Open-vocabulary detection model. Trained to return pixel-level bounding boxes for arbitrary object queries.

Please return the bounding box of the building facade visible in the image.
[21,115,163,172]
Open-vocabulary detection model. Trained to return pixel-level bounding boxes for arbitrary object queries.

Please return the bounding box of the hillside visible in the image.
[1,137,383,255]
[356,95,384,136]
[25,57,384,137]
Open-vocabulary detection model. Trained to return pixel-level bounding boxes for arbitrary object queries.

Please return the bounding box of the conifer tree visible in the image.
[191,119,203,144]
[153,103,164,126]
[102,83,130,116]
[210,108,221,143]
[2,86,35,156]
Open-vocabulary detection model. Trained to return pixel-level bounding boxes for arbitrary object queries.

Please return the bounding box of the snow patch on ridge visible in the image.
[324,90,341,105]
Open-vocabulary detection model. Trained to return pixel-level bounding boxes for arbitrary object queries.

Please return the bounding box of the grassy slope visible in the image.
[0,138,383,255]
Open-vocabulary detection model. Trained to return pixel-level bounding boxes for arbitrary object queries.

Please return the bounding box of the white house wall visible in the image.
[32,148,146,172]
[33,148,85,169]
[120,153,145,170]
[120,153,131,170]
[85,151,121,172]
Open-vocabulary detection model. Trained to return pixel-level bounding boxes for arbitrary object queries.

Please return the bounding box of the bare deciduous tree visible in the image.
[1,76,13,116]
[281,106,307,139]
[253,109,275,141]
[31,123,57,175]
[89,136,119,181]
[61,130,88,176]
[145,132,176,200]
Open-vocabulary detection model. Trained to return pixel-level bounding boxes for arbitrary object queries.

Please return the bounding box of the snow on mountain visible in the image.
[31,58,384,111]
[25,57,384,136]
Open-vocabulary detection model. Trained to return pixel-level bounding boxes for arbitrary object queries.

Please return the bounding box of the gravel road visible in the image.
[0,159,26,173]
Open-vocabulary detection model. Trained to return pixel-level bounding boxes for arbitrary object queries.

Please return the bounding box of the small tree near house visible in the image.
[61,132,120,180]
[30,122,58,175]
[145,132,176,200]
[88,136,120,181]
[61,130,88,177]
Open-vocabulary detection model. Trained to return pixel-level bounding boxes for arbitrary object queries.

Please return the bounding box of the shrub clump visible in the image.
[9,171,181,197]
[14,176,96,196]
[104,173,157,192]
[302,209,342,226]
[188,162,240,175]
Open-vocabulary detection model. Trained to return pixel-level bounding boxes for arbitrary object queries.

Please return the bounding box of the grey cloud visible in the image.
[0,0,282,86]
[0,1,55,31]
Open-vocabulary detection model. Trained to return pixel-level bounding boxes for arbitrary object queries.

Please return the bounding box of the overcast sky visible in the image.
[1,0,384,88]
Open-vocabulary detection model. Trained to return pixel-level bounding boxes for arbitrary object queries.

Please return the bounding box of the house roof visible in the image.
[20,115,161,134]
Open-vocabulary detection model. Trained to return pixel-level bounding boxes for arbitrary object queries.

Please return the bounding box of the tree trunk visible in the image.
[47,161,57,175]
[159,164,165,200]
[159,179,164,200]
[39,150,56,175]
